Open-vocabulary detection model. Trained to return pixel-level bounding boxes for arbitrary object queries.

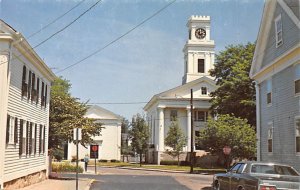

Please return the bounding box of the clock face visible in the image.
[195,28,206,39]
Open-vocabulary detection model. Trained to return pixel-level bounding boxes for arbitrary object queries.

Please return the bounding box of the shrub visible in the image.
[52,162,83,173]
[110,159,120,163]
[52,149,64,161]
[98,159,108,162]
[160,160,178,165]
[160,160,190,166]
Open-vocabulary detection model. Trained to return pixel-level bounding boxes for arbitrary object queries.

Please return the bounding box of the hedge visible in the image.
[52,162,83,173]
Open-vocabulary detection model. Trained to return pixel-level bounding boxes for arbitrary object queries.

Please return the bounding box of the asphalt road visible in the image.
[62,166,213,190]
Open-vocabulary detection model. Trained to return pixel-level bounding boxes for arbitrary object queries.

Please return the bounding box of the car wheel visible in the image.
[238,186,245,190]
[215,180,221,190]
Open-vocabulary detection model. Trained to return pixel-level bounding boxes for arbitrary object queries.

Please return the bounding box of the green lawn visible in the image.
[95,162,225,173]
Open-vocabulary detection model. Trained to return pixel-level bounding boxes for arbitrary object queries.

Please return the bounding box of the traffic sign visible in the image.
[90,145,99,159]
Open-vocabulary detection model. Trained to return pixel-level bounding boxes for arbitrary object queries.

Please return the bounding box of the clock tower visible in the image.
[182,15,215,84]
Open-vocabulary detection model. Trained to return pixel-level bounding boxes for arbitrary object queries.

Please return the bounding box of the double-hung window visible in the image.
[6,115,18,145]
[266,79,272,105]
[295,64,300,95]
[268,123,273,153]
[201,87,207,95]
[295,117,300,153]
[275,14,283,48]
[170,110,178,121]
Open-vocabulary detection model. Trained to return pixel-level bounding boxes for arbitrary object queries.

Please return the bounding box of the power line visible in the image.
[55,0,177,74]
[32,0,102,50]
[27,0,87,40]
[0,0,102,66]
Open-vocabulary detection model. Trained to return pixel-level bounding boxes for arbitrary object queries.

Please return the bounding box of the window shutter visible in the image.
[39,125,42,153]
[22,66,27,97]
[31,73,36,101]
[28,71,32,100]
[37,78,40,104]
[14,118,18,144]
[26,121,29,155]
[29,123,32,154]
[45,85,48,107]
[6,115,10,144]
[19,120,23,155]
[34,124,37,154]
[43,125,46,153]
[41,82,45,107]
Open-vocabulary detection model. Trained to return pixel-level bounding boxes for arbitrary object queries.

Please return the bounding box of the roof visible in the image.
[144,76,217,110]
[250,0,300,80]
[85,105,123,121]
[0,19,56,82]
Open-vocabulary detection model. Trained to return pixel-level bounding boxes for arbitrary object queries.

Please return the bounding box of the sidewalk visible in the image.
[18,177,93,190]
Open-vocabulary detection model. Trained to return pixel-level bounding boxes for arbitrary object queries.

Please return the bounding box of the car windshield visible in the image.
[251,164,299,176]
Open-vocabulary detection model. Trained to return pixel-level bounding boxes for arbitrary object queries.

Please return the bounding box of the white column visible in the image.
[206,26,211,41]
[158,107,165,152]
[186,107,191,152]
[255,82,261,161]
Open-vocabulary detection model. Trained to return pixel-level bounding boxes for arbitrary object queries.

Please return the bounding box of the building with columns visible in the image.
[144,16,217,164]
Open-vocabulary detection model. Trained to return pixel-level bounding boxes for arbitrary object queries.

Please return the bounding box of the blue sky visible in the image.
[1,0,264,120]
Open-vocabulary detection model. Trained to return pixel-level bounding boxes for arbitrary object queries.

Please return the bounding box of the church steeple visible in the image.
[182,15,215,84]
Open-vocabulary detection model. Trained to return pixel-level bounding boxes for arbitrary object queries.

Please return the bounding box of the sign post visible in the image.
[73,128,82,190]
[90,145,99,174]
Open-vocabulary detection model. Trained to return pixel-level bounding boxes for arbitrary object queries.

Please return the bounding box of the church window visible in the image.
[198,59,205,73]
[194,111,208,122]
[201,87,207,95]
[275,14,283,48]
[170,110,177,121]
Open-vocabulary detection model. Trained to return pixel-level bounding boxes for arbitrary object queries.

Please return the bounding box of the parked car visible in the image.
[212,161,300,190]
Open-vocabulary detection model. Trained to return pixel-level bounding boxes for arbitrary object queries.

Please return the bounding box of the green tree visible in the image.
[129,114,149,166]
[199,114,256,160]
[210,43,256,127]
[165,120,187,166]
[49,77,103,153]
[121,119,132,162]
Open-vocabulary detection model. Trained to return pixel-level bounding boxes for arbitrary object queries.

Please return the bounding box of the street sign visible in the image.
[90,145,99,159]
[73,128,82,141]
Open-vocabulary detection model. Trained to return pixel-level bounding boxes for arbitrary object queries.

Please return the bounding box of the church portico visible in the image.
[144,15,218,164]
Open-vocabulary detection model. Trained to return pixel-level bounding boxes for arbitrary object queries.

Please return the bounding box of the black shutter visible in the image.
[22,66,27,97]
[41,82,44,107]
[29,123,32,154]
[6,115,10,144]
[19,120,23,155]
[28,71,32,100]
[39,125,42,154]
[45,85,48,107]
[31,73,35,101]
[43,125,46,153]
[34,124,37,154]
[36,78,40,104]
[14,118,18,144]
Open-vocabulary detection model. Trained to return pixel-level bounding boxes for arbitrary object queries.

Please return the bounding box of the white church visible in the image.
[144,16,217,164]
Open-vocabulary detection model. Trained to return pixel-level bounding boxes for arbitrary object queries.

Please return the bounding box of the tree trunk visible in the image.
[177,154,180,166]
[139,153,142,167]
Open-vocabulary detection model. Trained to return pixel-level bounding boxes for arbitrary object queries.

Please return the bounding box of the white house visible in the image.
[0,20,56,189]
[250,0,300,171]
[144,16,217,164]
[67,105,122,161]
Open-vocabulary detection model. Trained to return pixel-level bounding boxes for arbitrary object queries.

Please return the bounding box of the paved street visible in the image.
[62,166,213,190]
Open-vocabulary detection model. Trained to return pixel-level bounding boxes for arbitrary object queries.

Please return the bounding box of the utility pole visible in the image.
[190,89,194,174]
[76,128,79,190]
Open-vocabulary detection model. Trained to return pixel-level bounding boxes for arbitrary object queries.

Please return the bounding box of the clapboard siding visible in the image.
[4,47,50,177]
[261,2,300,68]
[259,65,300,171]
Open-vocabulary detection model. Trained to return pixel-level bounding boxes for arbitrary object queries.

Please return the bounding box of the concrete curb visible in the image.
[97,166,188,174]
[84,179,95,190]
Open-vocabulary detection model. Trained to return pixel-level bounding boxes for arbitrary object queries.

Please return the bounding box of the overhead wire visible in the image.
[0,0,102,66]
[55,0,177,74]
